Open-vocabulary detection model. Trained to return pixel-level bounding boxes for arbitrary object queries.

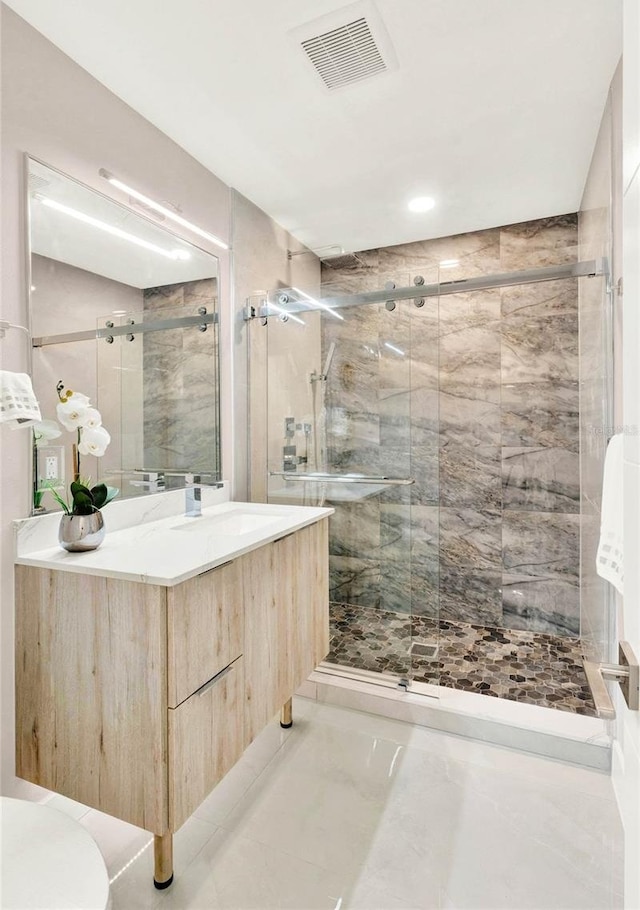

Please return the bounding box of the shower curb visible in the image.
[299,671,612,772]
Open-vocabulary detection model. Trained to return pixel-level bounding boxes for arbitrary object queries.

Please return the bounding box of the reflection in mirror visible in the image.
[28,157,220,513]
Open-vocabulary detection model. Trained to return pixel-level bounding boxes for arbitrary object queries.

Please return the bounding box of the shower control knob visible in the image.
[385,300,396,311]
[414,298,425,307]
[384,281,396,290]
[413,275,425,286]
[278,294,289,305]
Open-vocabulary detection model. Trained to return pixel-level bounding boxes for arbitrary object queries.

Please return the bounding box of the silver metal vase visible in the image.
[58,512,105,552]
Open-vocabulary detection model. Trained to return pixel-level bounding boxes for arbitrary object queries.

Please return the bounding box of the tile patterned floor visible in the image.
[43,699,622,910]
[327,602,597,716]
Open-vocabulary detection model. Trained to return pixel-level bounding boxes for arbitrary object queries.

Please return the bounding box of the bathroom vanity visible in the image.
[14,495,331,887]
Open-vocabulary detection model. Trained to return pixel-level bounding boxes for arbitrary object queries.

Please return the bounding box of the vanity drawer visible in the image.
[167,560,243,708]
[168,656,244,830]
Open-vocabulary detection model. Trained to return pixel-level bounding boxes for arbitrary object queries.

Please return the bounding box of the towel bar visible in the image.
[583,641,639,719]
[269,472,414,485]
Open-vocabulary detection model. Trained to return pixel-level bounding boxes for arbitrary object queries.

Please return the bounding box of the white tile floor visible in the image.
[47,698,624,910]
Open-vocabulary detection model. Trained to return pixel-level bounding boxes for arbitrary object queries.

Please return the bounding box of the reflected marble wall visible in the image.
[323,213,582,637]
[143,277,219,476]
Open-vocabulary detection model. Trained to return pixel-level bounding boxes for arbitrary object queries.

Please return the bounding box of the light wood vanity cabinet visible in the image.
[15,517,329,886]
[168,655,245,831]
[244,522,329,742]
[167,559,244,708]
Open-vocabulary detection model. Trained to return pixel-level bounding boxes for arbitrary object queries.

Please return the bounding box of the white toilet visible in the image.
[1,797,110,910]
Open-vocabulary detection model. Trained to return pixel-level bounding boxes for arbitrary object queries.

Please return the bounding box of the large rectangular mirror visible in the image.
[27,157,220,513]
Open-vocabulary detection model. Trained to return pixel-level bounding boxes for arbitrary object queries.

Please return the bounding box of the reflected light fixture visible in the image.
[99,169,229,250]
[384,341,405,356]
[292,287,344,321]
[439,259,459,269]
[408,196,435,213]
[37,196,192,261]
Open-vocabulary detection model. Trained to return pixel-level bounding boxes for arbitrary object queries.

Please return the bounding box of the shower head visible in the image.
[320,252,365,270]
[286,246,365,270]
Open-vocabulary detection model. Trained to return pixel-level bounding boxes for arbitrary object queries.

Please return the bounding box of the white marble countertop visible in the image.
[14,487,333,586]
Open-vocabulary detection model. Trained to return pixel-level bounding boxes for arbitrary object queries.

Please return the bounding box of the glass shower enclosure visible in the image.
[249,244,611,711]
[252,267,441,690]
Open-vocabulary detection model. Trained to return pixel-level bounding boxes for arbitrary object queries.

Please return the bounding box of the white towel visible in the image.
[0,371,42,428]
[596,433,624,595]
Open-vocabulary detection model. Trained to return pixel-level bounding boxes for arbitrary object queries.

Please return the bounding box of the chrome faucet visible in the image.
[184,473,223,517]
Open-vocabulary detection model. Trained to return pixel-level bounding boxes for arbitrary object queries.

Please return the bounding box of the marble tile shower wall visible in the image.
[143,278,219,475]
[322,214,582,638]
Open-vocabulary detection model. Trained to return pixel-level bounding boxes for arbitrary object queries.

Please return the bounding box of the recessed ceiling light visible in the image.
[408,196,435,213]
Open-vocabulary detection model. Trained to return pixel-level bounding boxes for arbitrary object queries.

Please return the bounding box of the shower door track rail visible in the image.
[315,662,440,700]
[32,312,217,348]
[245,259,606,319]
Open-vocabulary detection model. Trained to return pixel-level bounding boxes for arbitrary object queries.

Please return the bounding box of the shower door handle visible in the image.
[583,641,639,719]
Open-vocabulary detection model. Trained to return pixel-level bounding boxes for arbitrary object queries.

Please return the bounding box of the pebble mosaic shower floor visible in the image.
[327,602,597,716]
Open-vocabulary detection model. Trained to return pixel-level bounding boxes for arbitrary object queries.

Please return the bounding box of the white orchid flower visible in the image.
[78,425,111,457]
[64,391,90,407]
[56,392,91,431]
[32,419,62,445]
[81,408,103,429]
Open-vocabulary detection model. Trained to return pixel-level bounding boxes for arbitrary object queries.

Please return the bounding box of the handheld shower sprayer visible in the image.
[310,342,336,383]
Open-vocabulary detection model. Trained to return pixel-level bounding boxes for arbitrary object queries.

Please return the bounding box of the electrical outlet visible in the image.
[45,455,58,480]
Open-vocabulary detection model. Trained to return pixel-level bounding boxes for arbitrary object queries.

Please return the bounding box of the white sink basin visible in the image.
[171,510,284,536]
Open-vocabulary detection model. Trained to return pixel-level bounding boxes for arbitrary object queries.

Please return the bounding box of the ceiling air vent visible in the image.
[301,17,387,90]
[291,1,397,92]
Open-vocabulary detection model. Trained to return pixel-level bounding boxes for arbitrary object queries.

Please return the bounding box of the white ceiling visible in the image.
[5,0,622,253]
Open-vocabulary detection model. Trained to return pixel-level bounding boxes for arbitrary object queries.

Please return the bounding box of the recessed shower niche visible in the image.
[27,157,221,511]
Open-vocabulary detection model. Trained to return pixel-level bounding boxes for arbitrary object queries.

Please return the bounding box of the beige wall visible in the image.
[232,190,320,502]
[0,7,301,797]
[30,254,144,497]
[0,5,230,796]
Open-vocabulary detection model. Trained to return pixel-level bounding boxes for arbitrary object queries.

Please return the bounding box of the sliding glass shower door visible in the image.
[263,288,441,688]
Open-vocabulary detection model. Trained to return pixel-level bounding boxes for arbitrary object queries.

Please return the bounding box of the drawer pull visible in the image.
[196,663,234,697]
[198,559,235,577]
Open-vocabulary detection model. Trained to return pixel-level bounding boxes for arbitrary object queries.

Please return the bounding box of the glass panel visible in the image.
[97,292,220,499]
[407,292,440,689]
[264,267,440,686]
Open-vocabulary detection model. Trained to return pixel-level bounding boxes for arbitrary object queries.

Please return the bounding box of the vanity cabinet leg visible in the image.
[280,697,293,729]
[153,833,174,889]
